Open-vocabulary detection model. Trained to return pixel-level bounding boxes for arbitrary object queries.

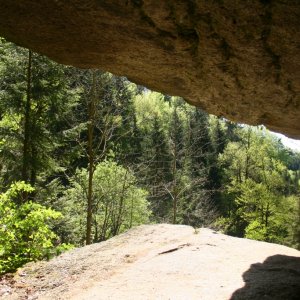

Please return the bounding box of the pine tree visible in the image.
[141,115,172,220]
[0,40,76,193]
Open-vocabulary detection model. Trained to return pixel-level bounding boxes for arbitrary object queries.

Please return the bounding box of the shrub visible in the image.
[61,161,151,244]
[0,182,65,274]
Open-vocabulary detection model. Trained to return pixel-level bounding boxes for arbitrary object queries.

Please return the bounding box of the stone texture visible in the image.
[2,225,300,299]
[0,1,299,137]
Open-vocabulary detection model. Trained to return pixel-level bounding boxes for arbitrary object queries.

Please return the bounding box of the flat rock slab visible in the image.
[2,224,300,300]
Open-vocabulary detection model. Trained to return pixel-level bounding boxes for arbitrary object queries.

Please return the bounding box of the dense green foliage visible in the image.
[0,39,299,273]
[0,182,72,274]
[217,127,300,247]
[61,161,150,245]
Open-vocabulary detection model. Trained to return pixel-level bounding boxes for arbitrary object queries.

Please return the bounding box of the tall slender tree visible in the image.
[0,41,76,193]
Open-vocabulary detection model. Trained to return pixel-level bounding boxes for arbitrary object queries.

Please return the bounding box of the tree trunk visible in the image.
[113,169,128,235]
[22,49,32,184]
[265,203,270,241]
[20,49,32,204]
[172,141,178,224]
[86,70,96,245]
[245,128,251,180]
[129,196,134,228]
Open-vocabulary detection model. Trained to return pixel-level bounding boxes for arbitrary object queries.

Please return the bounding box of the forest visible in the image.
[0,39,299,274]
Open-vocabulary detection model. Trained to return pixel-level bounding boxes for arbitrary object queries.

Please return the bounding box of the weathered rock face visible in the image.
[2,225,300,299]
[0,1,299,137]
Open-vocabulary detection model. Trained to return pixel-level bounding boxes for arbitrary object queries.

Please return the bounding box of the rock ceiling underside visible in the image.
[0,1,299,137]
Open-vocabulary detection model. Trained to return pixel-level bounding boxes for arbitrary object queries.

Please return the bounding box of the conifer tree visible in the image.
[0,40,76,193]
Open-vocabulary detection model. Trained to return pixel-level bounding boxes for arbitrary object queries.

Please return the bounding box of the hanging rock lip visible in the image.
[0,1,299,138]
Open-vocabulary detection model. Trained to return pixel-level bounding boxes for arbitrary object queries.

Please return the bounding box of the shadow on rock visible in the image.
[230,254,300,300]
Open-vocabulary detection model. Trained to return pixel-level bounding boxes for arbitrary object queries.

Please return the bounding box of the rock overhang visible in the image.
[0,0,299,138]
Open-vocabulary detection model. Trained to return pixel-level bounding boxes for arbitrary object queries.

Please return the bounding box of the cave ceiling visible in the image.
[0,1,299,137]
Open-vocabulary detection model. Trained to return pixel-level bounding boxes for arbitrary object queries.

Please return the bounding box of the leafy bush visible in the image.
[61,160,151,245]
[244,220,267,241]
[0,182,67,274]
